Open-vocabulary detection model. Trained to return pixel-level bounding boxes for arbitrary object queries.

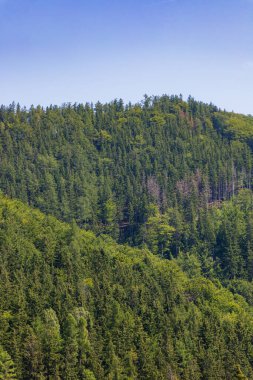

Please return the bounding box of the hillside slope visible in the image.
[0,194,253,379]
[0,96,252,245]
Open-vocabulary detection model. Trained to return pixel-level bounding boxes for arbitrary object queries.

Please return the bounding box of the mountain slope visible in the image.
[0,194,252,379]
[0,96,252,244]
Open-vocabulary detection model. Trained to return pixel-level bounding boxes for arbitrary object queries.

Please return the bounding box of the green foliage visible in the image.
[214,112,253,145]
[0,195,253,378]
[143,205,175,256]
[2,96,253,378]
[235,365,248,379]
[0,96,252,245]
[0,346,16,379]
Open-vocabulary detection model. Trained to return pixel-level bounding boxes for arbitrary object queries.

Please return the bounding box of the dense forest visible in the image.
[0,95,252,243]
[1,95,253,378]
[1,194,253,379]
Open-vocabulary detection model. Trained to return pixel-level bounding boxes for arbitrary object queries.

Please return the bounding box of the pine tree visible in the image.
[0,346,16,379]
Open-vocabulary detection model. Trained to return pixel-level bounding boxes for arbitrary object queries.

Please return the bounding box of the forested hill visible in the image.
[0,194,253,379]
[0,95,252,246]
[1,96,253,378]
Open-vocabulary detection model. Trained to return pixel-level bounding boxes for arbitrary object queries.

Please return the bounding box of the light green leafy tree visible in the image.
[144,205,175,256]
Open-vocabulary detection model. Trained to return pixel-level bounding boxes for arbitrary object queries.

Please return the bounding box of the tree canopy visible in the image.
[1,95,253,378]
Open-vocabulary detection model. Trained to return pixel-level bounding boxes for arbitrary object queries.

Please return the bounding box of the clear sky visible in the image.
[1,0,253,114]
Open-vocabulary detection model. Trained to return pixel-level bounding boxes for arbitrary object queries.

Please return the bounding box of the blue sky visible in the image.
[1,0,253,114]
